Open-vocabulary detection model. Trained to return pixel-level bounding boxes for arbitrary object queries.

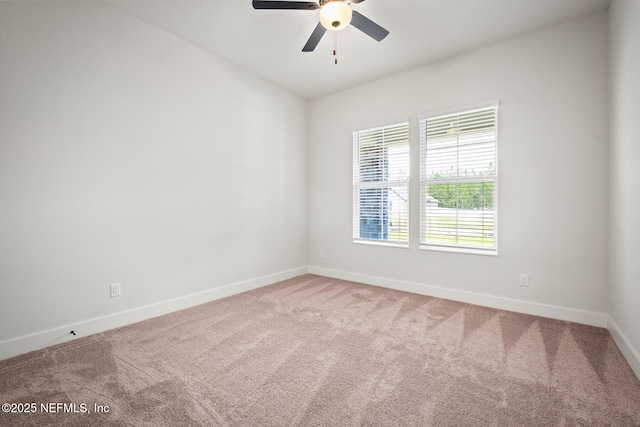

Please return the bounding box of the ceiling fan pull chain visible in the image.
[333,31,338,64]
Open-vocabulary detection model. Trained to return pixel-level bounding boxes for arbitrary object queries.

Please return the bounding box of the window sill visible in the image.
[419,244,498,256]
[353,239,409,249]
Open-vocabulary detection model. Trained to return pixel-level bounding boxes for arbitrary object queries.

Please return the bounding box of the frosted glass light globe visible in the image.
[319,1,352,31]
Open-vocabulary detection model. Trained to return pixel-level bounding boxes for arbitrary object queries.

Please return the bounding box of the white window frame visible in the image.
[419,101,499,255]
[353,121,410,247]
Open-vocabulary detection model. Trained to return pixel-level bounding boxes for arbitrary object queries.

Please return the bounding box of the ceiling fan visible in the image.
[252,0,389,53]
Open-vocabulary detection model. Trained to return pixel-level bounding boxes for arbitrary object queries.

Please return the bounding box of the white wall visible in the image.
[308,12,609,325]
[608,0,640,377]
[0,2,308,358]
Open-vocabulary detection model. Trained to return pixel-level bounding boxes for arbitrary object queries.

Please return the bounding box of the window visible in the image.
[353,122,409,246]
[419,104,498,254]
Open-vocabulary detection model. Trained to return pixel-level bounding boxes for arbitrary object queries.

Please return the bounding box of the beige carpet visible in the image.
[1,274,639,426]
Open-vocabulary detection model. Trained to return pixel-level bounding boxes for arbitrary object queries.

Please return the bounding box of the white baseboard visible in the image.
[2,265,618,366]
[0,267,308,361]
[308,266,608,328]
[608,317,640,380]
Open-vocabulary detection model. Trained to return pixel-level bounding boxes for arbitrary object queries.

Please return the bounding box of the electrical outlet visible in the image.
[320,250,325,260]
[110,283,121,297]
[519,274,529,287]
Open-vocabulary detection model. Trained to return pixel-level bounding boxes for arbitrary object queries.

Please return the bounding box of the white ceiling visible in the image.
[104,0,611,100]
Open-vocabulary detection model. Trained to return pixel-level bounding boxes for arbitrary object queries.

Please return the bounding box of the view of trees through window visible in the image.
[426,162,495,210]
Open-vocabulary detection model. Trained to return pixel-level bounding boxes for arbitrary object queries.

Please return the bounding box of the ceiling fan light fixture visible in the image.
[319,1,352,31]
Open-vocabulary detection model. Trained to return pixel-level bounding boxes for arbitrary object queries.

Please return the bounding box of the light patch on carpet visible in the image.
[505,321,551,385]
[461,313,505,373]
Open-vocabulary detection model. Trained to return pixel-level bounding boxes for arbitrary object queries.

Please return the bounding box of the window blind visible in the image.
[420,106,498,252]
[353,122,410,246]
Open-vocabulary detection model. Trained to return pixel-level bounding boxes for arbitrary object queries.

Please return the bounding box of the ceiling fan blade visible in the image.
[350,10,389,42]
[252,1,319,10]
[302,22,327,52]
[350,0,366,2]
